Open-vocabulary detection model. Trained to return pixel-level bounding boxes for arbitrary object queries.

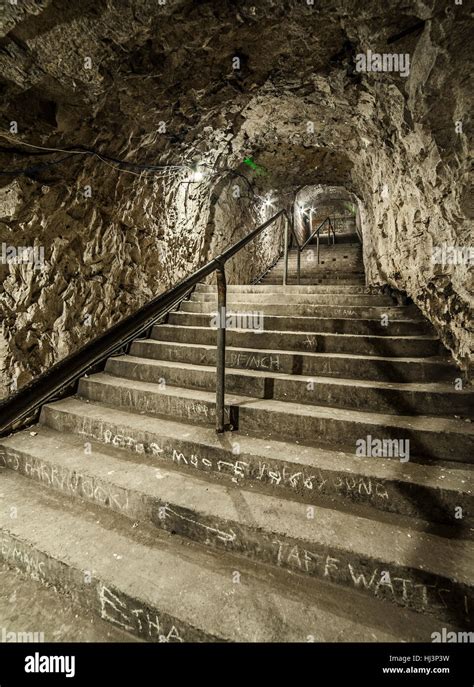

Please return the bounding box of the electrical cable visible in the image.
[0,154,76,175]
[0,132,193,177]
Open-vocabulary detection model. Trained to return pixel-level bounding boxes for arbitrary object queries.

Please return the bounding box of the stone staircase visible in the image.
[261,233,364,285]
[0,237,473,643]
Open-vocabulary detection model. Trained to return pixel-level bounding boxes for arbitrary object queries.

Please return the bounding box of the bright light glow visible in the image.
[262,194,275,209]
[188,162,205,182]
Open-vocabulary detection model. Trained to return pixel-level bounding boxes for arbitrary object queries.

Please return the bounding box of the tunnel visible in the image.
[0,0,472,664]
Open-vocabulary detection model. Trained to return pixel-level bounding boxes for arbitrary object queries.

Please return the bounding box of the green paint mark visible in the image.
[243,157,267,176]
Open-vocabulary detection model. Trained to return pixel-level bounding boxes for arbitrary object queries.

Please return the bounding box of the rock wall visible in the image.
[346,7,473,375]
[0,160,278,398]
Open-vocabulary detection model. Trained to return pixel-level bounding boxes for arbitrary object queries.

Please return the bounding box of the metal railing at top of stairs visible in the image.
[329,214,359,239]
[0,207,305,437]
[297,213,336,266]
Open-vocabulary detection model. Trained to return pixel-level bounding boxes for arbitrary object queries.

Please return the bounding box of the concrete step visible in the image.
[276,259,365,267]
[151,324,443,358]
[280,267,363,272]
[289,246,361,253]
[0,469,454,642]
[285,249,361,254]
[275,251,363,259]
[169,311,433,337]
[280,259,364,267]
[180,301,421,320]
[1,430,472,627]
[281,249,362,254]
[0,561,135,642]
[189,293,393,306]
[130,340,458,383]
[38,396,474,526]
[271,264,364,276]
[271,271,365,277]
[196,284,376,294]
[104,355,474,419]
[261,277,367,285]
[78,374,474,463]
[309,233,359,244]
[262,272,366,279]
[288,243,361,251]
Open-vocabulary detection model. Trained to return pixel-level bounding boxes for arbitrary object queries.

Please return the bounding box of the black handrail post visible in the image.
[216,264,227,433]
[317,231,320,264]
[283,216,289,286]
[293,209,300,285]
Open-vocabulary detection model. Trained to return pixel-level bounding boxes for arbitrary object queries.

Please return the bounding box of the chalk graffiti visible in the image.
[256,463,389,500]
[98,585,183,642]
[172,449,212,470]
[103,430,163,456]
[274,540,468,616]
[0,451,19,471]
[228,351,280,371]
[0,452,129,513]
[303,336,317,350]
[0,537,46,581]
[160,504,237,544]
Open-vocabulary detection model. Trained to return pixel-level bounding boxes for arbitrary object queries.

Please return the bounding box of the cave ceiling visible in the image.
[0,0,443,194]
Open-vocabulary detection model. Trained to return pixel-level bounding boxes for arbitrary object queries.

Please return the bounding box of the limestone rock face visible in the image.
[0,0,472,395]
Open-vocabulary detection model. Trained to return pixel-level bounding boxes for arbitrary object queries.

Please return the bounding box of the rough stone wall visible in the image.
[207,179,284,285]
[0,160,273,397]
[344,5,473,375]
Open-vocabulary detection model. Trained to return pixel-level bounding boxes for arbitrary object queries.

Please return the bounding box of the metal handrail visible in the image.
[286,214,336,273]
[0,208,291,437]
[282,208,302,286]
[301,216,334,250]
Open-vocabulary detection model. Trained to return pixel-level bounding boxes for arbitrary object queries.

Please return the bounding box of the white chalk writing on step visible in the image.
[98,585,183,642]
[161,505,237,544]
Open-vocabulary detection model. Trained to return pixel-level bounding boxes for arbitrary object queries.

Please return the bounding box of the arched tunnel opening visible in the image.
[0,0,472,662]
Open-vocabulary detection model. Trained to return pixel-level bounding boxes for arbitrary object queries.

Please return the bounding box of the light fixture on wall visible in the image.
[188,162,205,183]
